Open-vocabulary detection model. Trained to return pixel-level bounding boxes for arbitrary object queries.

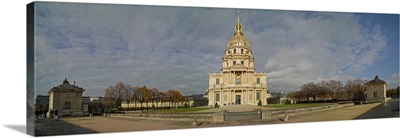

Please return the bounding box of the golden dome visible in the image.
[226,35,250,47]
[226,10,251,48]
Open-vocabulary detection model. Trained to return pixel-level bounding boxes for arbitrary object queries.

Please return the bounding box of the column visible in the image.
[242,90,248,104]
[230,71,232,84]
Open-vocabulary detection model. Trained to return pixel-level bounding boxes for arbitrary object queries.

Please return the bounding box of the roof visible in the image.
[49,78,85,92]
[366,75,386,85]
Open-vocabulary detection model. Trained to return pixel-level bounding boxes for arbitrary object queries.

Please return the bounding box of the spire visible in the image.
[237,10,240,24]
[234,10,243,36]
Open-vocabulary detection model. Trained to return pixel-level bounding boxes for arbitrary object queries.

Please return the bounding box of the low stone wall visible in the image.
[111,112,214,121]
[364,98,391,103]
[111,104,352,122]
[261,104,351,121]
[224,110,261,121]
[213,112,224,122]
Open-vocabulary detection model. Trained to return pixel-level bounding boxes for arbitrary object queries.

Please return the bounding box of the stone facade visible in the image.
[48,78,85,116]
[206,12,268,106]
[365,75,388,102]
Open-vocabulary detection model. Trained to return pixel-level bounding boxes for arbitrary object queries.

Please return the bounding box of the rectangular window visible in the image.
[257,78,260,84]
[374,92,378,98]
[241,61,244,65]
[64,102,71,110]
[233,61,236,65]
[216,93,220,101]
[236,78,241,84]
[216,78,220,85]
[256,92,261,101]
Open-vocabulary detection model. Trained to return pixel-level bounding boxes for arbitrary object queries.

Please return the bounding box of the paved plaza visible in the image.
[34,101,399,136]
[35,117,191,136]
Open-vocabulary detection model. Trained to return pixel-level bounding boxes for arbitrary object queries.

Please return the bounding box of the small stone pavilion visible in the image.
[365,75,388,102]
[48,78,85,116]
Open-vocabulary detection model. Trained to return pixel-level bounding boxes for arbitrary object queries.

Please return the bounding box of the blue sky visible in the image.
[33,2,399,96]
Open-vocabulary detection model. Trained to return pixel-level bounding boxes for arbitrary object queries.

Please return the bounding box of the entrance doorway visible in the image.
[235,95,241,105]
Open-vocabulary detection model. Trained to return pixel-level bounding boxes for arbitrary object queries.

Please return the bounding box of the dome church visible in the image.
[206,11,269,106]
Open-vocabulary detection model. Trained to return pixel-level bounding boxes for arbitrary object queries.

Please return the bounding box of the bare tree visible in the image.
[301,82,318,102]
[344,80,355,101]
[317,81,329,102]
[167,90,183,108]
[344,79,367,101]
[288,91,302,103]
[148,88,160,110]
[326,80,343,102]
[132,86,141,110]
[159,92,168,109]
[104,85,116,108]
[114,82,126,107]
[124,84,134,110]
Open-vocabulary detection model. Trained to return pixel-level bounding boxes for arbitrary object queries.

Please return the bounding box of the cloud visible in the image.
[34,3,233,96]
[33,2,395,96]
[249,12,389,92]
[386,73,399,89]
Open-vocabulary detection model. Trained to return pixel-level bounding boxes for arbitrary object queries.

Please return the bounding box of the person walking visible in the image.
[90,109,93,117]
[54,109,58,121]
[40,110,44,119]
[35,109,39,120]
[50,109,53,118]
[107,108,111,117]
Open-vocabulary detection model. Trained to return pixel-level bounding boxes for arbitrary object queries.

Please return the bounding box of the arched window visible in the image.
[241,49,244,54]
[235,74,241,84]
[233,49,236,54]
[236,77,241,84]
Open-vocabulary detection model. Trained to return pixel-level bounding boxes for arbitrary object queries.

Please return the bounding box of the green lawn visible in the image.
[263,103,333,109]
[146,107,212,113]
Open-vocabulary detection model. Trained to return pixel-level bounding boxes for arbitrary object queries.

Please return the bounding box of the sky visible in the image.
[33,2,399,96]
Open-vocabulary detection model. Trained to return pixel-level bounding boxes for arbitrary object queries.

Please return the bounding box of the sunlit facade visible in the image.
[206,12,268,106]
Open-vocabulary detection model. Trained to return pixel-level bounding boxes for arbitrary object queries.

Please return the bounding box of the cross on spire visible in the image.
[237,10,240,24]
[234,10,243,36]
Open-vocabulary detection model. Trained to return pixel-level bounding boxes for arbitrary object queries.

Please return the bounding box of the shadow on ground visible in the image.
[34,118,98,136]
[354,99,399,120]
